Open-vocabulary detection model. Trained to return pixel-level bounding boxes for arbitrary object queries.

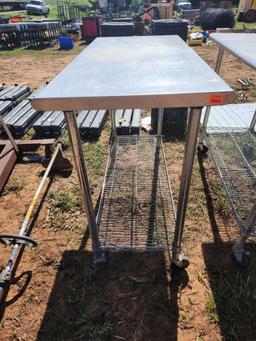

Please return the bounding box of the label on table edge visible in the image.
[209,95,224,105]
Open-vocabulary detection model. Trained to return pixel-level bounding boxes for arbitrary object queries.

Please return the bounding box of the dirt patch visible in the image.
[0,45,84,90]
[0,43,256,341]
[195,45,256,102]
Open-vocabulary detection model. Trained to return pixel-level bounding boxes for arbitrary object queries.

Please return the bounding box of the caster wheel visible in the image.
[198,143,208,157]
[171,256,190,270]
[93,252,107,268]
[231,251,250,268]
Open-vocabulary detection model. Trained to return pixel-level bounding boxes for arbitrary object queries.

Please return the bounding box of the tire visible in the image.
[244,9,256,23]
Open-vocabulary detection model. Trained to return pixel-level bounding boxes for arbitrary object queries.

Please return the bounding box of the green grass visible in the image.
[0,44,83,56]
[82,141,108,190]
[205,264,256,336]
[49,188,82,212]
[48,187,83,230]
[206,295,219,324]
[38,259,113,341]
[3,178,26,194]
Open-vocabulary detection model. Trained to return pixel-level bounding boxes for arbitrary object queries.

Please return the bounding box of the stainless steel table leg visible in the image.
[64,111,105,263]
[232,202,256,267]
[199,47,224,149]
[172,107,202,268]
[214,46,224,74]
[157,108,164,137]
[249,108,256,133]
[110,109,117,140]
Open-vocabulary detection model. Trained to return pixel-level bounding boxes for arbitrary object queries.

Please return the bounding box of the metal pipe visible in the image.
[172,107,202,265]
[64,112,103,262]
[157,108,164,137]
[214,46,224,74]
[232,202,256,263]
[240,202,256,245]
[110,109,116,139]
[249,108,256,133]
[0,144,62,305]
[202,47,224,130]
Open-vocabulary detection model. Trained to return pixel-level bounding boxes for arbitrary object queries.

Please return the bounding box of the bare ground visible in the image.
[0,43,256,341]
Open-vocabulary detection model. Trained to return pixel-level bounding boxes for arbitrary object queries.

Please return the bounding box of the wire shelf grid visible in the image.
[205,131,256,231]
[96,135,176,251]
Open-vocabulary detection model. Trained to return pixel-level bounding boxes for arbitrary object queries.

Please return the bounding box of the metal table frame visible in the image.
[201,33,256,266]
[32,36,235,268]
[64,107,202,267]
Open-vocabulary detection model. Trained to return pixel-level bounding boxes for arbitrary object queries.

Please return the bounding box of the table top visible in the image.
[32,35,235,111]
[211,33,256,71]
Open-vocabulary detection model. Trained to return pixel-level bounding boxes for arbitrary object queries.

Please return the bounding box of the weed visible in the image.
[83,141,107,177]
[197,268,207,285]
[82,141,108,191]
[179,312,190,329]
[49,189,82,213]
[42,266,113,341]
[206,265,256,336]
[48,188,83,230]
[209,178,231,218]
[206,295,219,324]
[3,178,26,194]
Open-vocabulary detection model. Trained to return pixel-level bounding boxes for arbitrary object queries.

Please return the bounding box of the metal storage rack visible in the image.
[201,33,256,266]
[32,36,235,267]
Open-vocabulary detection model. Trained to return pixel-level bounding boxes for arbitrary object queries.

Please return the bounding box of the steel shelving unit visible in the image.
[32,35,235,267]
[201,33,256,266]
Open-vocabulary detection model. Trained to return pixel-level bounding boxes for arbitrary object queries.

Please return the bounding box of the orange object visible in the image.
[209,95,224,105]
[144,13,151,24]
[9,16,22,23]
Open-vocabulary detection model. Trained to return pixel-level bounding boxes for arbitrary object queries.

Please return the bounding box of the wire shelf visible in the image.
[97,135,176,251]
[205,130,256,231]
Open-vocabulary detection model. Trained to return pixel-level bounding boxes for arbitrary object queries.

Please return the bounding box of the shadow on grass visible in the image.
[202,242,256,341]
[198,152,256,339]
[197,152,222,243]
[36,250,188,341]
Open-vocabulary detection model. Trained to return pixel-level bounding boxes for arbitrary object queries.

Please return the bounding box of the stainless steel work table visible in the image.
[201,33,256,267]
[32,36,235,268]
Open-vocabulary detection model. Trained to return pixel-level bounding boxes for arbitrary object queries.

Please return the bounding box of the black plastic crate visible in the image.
[151,19,188,41]
[151,108,188,140]
[101,22,135,37]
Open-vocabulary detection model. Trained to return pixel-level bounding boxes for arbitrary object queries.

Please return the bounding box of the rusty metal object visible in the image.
[0,138,56,192]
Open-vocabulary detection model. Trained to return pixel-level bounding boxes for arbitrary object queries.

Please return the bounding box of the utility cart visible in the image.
[201,33,256,266]
[32,36,235,268]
